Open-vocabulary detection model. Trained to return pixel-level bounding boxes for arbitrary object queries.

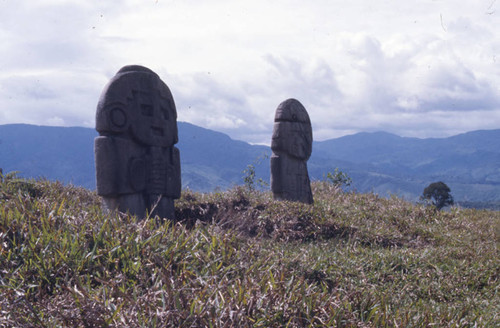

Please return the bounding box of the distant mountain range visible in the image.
[1,123,499,207]
[0,123,270,192]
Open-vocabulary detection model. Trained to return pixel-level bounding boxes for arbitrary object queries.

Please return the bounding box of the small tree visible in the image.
[242,154,269,191]
[325,168,352,190]
[422,181,454,210]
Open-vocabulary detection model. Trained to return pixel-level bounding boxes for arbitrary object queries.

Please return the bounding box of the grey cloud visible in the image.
[0,1,129,127]
[167,34,500,144]
[414,64,500,113]
[3,76,58,100]
[336,32,499,112]
[163,56,342,145]
[0,71,104,127]
[263,55,342,103]
[1,1,498,144]
[171,72,250,129]
[0,1,122,73]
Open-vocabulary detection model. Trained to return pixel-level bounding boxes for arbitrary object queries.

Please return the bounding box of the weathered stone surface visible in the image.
[95,65,181,219]
[270,98,313,204]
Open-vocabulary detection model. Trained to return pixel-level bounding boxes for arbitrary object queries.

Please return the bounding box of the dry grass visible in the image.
[1,175,499,327]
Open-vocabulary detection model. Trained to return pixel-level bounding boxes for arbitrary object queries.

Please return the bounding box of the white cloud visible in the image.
[0,70,105,127]
[0,0,498,144]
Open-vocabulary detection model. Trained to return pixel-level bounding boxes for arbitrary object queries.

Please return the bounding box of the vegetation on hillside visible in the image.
[0,173,499,327]
[421,181,454,211]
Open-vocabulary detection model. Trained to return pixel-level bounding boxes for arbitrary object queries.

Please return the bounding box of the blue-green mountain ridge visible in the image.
[0,123,498,205]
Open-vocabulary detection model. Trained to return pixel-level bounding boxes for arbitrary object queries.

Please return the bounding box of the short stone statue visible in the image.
[270,98,313,204]
[95,65,181,219]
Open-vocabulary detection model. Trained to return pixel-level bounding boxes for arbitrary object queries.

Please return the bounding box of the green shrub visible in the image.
[242,155,269,191]
[325,168,352,190]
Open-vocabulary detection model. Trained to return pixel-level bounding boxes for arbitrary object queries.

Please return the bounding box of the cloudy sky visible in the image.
[0,0,499,144]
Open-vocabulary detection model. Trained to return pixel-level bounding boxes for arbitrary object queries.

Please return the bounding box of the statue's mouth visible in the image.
[151,126,164,136]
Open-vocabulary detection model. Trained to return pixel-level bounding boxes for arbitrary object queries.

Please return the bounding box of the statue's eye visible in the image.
[110,107,127,127]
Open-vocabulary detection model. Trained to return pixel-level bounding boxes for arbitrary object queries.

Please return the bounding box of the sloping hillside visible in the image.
[1,176,498,326]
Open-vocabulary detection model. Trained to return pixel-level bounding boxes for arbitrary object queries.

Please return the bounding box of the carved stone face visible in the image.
[96,65,178,147]
[271,98,312,160]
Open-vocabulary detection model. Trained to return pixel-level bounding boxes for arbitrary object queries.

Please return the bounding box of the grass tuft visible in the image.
[1,177,498,327]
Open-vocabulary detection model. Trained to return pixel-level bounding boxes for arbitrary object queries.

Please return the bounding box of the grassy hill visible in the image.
[0,174,499,327]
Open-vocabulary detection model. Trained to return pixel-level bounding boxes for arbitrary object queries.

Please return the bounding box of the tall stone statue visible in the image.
[270,98,313,204]
[94,65,181,220]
